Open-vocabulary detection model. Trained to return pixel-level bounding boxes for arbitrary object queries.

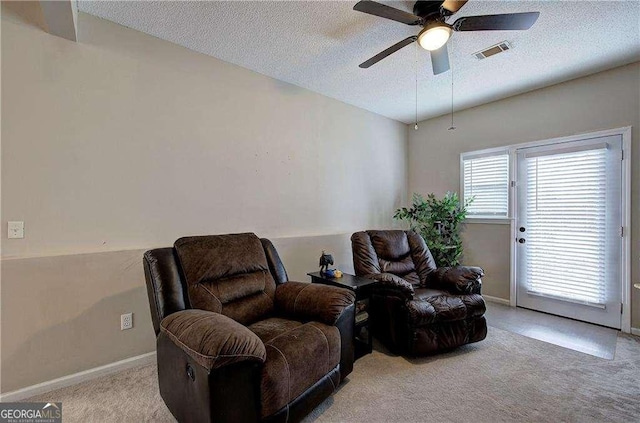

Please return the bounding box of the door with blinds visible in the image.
[515,135,623,329]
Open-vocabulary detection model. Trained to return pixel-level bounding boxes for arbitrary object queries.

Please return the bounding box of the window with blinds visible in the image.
[462,153,509,217]
[523,147,608,305]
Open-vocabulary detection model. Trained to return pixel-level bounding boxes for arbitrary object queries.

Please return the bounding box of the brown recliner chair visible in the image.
[144,233,355,423]
[351,230,487,356]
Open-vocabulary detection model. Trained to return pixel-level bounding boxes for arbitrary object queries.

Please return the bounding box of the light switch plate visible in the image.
[8,221,24,239]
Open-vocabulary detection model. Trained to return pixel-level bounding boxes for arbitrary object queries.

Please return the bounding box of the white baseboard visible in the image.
[483,295,511,306]
[0,351,156,402]
[631,327,640,337]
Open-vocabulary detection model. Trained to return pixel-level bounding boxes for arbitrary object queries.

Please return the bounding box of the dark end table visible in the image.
[307,271,378,359]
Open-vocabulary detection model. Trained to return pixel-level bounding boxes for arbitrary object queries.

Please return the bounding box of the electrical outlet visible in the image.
[121,313,133,330]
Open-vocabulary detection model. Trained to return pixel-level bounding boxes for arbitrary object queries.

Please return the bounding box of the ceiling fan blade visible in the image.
[359,36,417,68]
[442,0,468,14]
[453,12,540,31]
[430,43,450,75]
[353,1,423,26]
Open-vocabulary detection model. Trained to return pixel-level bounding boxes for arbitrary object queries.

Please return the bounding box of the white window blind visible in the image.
[524,147,608,305]
[463,153,509,217]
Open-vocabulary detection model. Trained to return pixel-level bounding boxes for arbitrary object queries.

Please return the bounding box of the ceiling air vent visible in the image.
[473,41,511,60]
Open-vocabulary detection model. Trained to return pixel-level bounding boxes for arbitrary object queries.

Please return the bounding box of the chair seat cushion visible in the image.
[248,317,303,344]
[403,271,421,286]
[408,288,486,326]
[251,318,340,418]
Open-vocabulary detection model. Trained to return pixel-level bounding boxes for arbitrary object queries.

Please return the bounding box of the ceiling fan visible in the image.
[354,0,540,75]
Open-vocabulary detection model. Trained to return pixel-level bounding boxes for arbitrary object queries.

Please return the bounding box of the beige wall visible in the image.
[408,62,640,328]
[1,5,407,392]
[2,250,154,392]
[1,6,407,258]
[461,224,511,300]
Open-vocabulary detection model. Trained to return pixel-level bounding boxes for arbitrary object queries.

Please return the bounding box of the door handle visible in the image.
[518,238,526,244]
[519,227,526,232]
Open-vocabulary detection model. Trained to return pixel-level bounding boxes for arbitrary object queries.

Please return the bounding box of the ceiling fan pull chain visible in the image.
[448,37,456,131]
[414,41,419,130]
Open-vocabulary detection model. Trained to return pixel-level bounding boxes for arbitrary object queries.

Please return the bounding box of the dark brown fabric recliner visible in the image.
[144,233,355,423]
[351,230,487,356]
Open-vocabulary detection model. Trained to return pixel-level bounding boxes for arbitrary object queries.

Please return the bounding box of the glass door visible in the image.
[515,135,623,329]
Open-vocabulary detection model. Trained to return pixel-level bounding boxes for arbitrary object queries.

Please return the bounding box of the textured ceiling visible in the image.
[78,1,640,124]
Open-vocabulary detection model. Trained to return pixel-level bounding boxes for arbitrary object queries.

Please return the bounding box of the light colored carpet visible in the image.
[28,327,640,422]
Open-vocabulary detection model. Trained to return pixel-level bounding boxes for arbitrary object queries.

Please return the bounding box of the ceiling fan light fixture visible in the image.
[417,22,452,51]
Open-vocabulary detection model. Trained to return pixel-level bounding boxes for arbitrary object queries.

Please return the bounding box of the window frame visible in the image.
[460,147,512,223]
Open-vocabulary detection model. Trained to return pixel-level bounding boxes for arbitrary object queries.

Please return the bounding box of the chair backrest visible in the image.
[351,230,437,286]
[144,233,288,335]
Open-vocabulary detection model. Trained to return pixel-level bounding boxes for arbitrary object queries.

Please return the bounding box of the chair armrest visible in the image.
[365,273,415,299]
[275,282,355,325]
[160,309,266,371]
[428,266,484,294]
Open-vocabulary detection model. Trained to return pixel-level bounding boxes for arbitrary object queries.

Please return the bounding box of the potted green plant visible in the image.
[393,192,472,267]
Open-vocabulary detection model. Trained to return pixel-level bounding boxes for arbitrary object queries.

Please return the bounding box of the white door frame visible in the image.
[508,126,632,333]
